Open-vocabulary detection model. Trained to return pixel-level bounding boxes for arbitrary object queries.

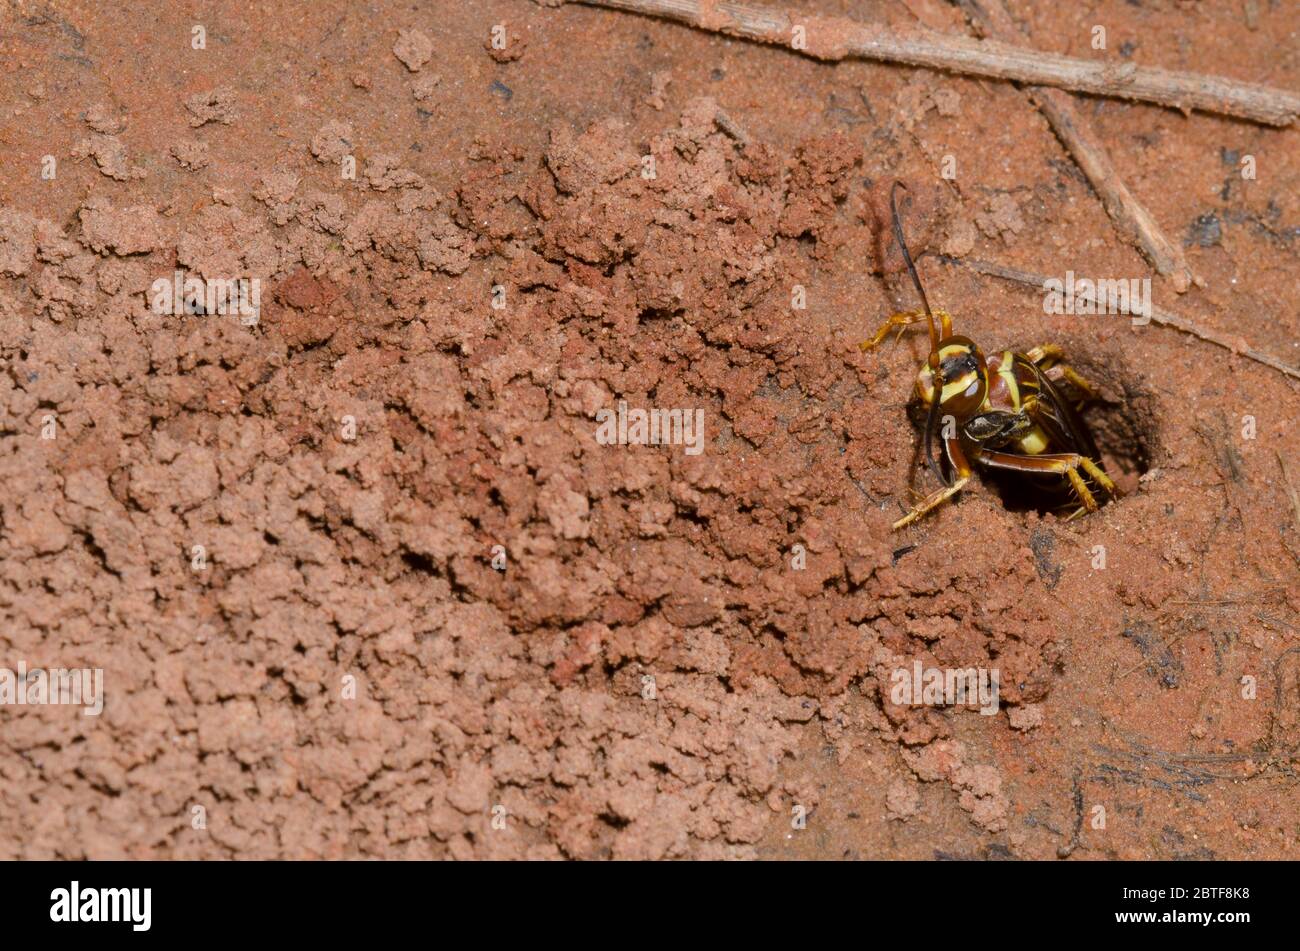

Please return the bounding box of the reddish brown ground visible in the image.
[0,0,1296,859]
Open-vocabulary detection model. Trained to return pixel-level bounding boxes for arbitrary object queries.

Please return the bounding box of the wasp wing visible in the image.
[1017,355,1104,463]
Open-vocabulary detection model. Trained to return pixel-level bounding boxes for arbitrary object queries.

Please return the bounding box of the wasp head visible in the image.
[916,335,987,418]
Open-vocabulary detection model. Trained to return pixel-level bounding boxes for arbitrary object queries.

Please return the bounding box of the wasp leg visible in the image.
[1024,343,1068,366]
[860,309,957,352]
[1078,456,1118,498]
[976,449,1119,510]
[894,435,972,529]
[860,310,928,351]
[1045,365,1100,402]
[1024,344,1100,401]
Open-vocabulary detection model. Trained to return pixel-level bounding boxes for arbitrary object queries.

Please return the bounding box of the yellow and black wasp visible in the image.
[862,182,1120,530]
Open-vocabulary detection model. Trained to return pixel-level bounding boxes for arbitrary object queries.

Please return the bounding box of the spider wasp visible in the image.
[862,182,1120,530]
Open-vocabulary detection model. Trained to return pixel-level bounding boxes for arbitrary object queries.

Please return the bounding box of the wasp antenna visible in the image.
[922,361,951,487]
[891,182,948,485]
[889,181,939,356]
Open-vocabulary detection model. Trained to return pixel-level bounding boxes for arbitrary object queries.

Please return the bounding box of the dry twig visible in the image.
[1278,451,1300,529]
[957,0,1193,292]
[563,0,1300,126]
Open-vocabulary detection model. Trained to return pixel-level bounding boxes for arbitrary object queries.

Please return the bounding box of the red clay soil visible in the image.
[0,0,1297,860]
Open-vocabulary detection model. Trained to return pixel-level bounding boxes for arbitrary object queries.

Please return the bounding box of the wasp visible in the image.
[862,182,1120,530]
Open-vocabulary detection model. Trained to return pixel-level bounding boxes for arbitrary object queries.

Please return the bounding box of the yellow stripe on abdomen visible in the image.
[1017,425,1049,455]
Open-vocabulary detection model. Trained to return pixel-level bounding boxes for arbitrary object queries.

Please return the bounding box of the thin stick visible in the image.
[957,0,1193,292]
[935,255,1300,382]
[712,107,749,145]
[565,0,1300,126]
[1277,451,1300,528]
